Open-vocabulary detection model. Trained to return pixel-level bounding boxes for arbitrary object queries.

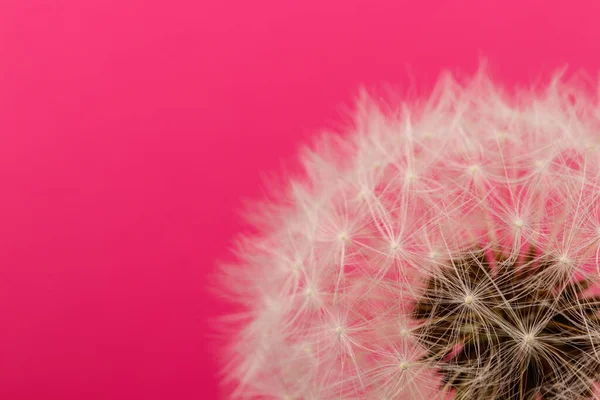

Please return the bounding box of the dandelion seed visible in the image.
[337,231,349,243]
[522,333,535,346]
[534,159,546,169]
[468,164,480,174]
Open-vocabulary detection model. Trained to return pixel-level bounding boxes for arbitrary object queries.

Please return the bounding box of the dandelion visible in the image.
[219,67,600,399]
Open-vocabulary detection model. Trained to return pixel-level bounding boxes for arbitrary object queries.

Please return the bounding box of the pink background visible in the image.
[1,0,600,399]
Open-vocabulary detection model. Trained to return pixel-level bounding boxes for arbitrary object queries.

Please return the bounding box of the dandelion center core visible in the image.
[413,248,600,399]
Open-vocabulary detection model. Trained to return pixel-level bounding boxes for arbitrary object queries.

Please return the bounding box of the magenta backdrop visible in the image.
[1,0,600,399]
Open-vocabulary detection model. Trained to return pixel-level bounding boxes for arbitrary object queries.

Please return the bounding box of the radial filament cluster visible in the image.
[413,247,600,399]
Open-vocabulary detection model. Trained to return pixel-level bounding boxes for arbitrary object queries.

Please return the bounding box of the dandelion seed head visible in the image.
[220,66,600,399]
